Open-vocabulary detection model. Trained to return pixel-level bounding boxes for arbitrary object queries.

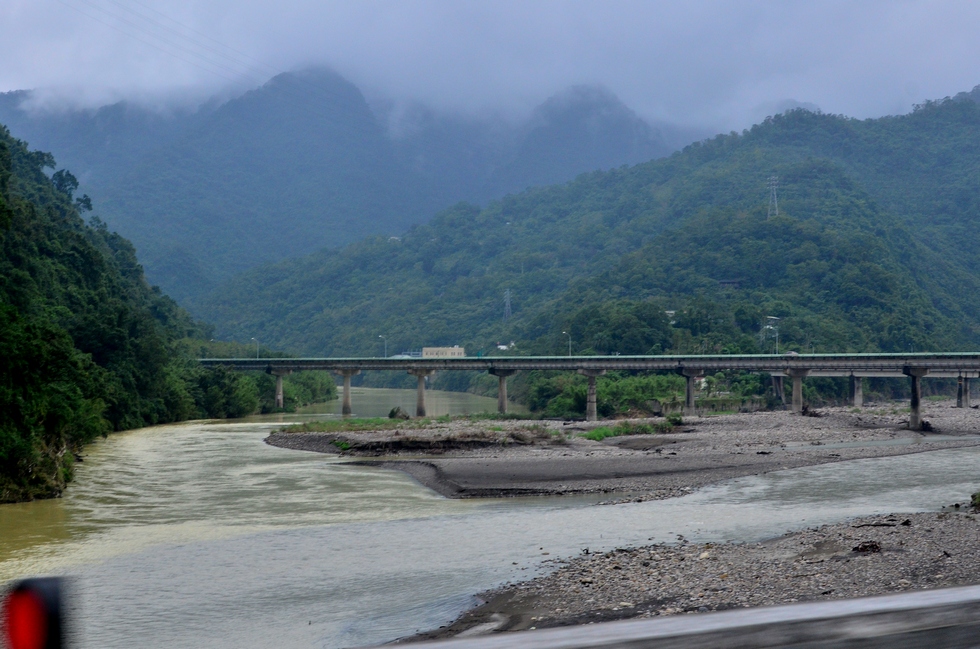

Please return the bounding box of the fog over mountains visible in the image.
[0,68,700,302]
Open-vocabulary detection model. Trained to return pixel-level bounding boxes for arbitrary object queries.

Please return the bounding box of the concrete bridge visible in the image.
[198,353,980,429]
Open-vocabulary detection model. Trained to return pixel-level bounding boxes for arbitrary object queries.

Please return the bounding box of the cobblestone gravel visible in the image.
[412,510,980,639]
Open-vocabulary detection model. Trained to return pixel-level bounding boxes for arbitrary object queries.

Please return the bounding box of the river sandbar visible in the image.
[266,401,980,499]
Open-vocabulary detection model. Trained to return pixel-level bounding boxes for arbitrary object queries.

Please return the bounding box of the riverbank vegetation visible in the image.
[0,127,334,503]
[582,420,674,441]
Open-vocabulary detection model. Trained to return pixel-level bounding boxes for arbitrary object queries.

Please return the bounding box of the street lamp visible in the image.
[561,331,572,357]
[250,337,259,359]
[765,317,780,354]
[379,335,387,358]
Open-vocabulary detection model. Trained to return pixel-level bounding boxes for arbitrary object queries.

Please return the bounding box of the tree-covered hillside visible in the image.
[0,70,679,302]
[0,127,334,503]
[194,95,980,379]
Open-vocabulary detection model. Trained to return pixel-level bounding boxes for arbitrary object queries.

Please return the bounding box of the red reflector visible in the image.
[3,589,47,649]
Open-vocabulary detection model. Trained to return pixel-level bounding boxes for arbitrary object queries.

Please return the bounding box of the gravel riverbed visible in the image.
[409,510,980,639]
[268,400,980,499]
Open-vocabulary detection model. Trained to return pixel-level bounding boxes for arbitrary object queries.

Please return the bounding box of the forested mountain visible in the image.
[0,69,681,302]
[193,93,980,390]
[0,127,335,503]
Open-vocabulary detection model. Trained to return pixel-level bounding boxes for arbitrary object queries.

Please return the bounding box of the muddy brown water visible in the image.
[2,388,979,649]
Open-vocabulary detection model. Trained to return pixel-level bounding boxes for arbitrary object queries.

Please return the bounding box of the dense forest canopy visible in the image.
[0,127,333,503]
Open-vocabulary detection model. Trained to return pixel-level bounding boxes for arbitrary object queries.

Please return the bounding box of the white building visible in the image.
[422,346,465,358]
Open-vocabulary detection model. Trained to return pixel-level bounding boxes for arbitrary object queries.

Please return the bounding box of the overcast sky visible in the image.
[3,0,980,130]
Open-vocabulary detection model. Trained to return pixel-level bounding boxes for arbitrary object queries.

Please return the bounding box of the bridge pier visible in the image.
[957,376,972,408]
[489,369,517,414]
[849,375,863,408]
[677,368,703,416]
[771,375,786,407]
[903,366,929,430]
[268,369,293,409]
[577,370,606,421]
[408,370,435,417]
[785,369,810,414]
[334,369,361,416]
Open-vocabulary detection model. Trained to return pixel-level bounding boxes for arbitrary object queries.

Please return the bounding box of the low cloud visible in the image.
[3,0,980,130]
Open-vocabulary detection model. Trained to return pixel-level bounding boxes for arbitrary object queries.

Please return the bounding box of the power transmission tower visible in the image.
[767,176,779,219]
[503,289,512,321]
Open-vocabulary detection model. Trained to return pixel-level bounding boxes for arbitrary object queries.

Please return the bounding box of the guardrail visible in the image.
[400,584,980,649]
[199,352,980,375]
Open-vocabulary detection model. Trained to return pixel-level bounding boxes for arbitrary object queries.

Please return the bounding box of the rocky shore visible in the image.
[267,401,980,499]
[408,509,980,640]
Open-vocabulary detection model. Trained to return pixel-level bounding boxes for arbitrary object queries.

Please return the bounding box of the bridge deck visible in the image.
[198,352,980,377]
[199,353,980,426]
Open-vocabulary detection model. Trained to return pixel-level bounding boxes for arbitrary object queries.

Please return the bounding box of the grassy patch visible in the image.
[283,418,431,433]
[582,420,673,441]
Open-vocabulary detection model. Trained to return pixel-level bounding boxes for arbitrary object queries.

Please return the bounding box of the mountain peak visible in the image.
[532,84,637,122]
[486,84,671,195]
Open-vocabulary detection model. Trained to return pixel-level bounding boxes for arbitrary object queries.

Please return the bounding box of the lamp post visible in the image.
[765,317,780,354]
[561,331,572,357]
[379,335,387,358]
[251,337,259,359]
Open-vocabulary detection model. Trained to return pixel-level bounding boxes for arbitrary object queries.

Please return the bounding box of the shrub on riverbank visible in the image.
[583,420,673,441]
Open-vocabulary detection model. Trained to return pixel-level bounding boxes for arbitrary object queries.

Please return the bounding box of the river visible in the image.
[2,388,978,649]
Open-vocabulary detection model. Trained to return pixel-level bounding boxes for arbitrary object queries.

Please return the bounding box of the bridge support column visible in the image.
[957,377,971,408]
[785,369,810,414]
[771,375,786,407]
[849,375,863,408]
[268,369,293,410]
[903,366,929,431]
[677,368,703,416]
[334,369,360,416]
[577,370,606,421]
[489,369,517,414]
[408,370,436,417]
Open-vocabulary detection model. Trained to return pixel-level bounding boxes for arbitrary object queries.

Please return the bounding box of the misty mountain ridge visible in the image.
[0,68,686,302]
[485,85,672,196]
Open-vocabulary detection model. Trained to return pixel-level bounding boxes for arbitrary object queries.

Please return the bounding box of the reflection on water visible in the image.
[2,387,977,649]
